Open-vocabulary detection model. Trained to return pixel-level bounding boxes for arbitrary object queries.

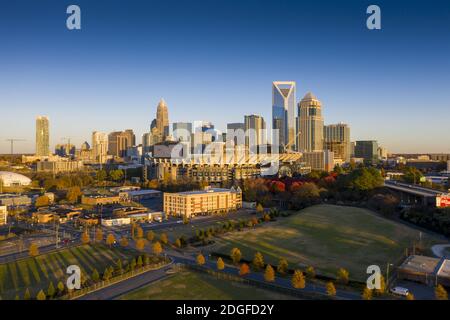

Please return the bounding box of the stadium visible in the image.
[0,171,32,187]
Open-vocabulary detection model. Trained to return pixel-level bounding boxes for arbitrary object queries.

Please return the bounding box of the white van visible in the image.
[390,286,409,296]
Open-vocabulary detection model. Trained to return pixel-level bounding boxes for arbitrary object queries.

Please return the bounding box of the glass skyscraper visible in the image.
[272,81,296,151]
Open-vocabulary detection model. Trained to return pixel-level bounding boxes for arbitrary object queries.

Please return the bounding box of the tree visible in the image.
[196,254,206,265]
[130,258,137,271]
[47,282,56,298]
[337,268,349,284]
[96,169,107,183]
[252,252,265,270]
[136,226,144,239]
[57,281,65,294]
[375,275,386,295]
[174,238,182,248]
[362,287,373,300]
[116,259,123,274]
[146,230,155,242]
[277,258,289,274]
[406,293,415,300]
[106,233,116,247]
[36,290,46,301]
[109,169,124,182]
[264,265,275,282]
[435,284,448,300]
[230,247,242,264]
[66,186,82,203]
[120,236,129,247]
[35,195,50,207]
[291,270,306,289]
[137,256,143,268]
[326,282,336,296]
[256,203,264,214]
[136,238,145,251]
[306,266,315,279]
[239,263,250,276]
[29,243,39,257]
[81,231,90,245]
[23,288,31,300]
[160,233,168,245]
[95,228,103,242]
[91,268,100,282]
[103,267,111,281]
[153,241,163,255]
[217,257,225,270]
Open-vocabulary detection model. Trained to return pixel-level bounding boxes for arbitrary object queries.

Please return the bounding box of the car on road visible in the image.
[390,286,410,296]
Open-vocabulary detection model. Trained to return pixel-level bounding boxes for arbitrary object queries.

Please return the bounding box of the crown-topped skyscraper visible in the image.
[155,98,169,141]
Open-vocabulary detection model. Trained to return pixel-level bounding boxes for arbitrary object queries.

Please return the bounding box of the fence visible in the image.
[61,258,171,300]
[182,264,330,300]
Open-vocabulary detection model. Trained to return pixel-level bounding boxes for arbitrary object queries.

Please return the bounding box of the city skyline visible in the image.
[1,0,450,154]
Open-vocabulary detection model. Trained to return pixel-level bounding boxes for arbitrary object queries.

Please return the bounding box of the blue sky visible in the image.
[0,0,449,154]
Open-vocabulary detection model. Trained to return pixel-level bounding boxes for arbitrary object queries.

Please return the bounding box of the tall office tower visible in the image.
[297,92,324,152]
[108,130,136,158]
[355,140,379,163]
[226,123,245,146]
[92,131,108,163]
[324,123,351,162]
[244,115,266,153]
[35,116,50,156]
[173,122,192,142]
[156,98,169,140]
[272,81,296,151]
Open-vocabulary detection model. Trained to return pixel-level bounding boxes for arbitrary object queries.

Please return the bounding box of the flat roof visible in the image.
[438,259,450,278]
[121,189,161,196]
[168,188,238,196]
[399,255,440,274]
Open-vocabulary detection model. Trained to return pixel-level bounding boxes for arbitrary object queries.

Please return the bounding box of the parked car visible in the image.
[390,286,409,296]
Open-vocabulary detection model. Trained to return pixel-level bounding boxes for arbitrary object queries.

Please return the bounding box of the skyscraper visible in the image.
[324,123,351,162]
[35,116,49,156]
[272,81,296,151]
[108,130,136,158]
[173,122,192,142]
[92,131,108,163]
[355,140,379,163]
[156,98,169,141]
[244,115,266,152]
[297,92,324,152]
[226,123,245,146]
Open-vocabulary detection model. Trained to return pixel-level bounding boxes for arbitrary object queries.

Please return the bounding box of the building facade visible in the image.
[301,150,334,172]
[324,123,351,162]
[355,140,379,163]
[272,81,296,151]
[108,130,136,158]
[92,131,108,163]
[156,98,170,141]
[0,206,7,225]
[173,122,192,142]
[244,114,266,152]
[297,92,323,152]
[36,160,84,173]
[164,186,242,218]
[36,116,50,156]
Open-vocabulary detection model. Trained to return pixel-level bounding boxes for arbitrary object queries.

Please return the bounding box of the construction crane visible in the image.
[5,139,26,160]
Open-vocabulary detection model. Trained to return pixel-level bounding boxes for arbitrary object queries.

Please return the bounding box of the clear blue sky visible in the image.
[0,0,449,154]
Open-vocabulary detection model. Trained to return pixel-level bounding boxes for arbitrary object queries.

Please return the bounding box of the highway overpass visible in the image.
[384,181,449,207]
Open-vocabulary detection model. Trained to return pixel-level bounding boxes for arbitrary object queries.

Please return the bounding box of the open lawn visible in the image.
[119,270,295,300]
[0,244,136,300]
[212,204,443,281]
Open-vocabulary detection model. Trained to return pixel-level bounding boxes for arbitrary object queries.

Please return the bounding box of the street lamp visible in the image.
[386,263,394,287]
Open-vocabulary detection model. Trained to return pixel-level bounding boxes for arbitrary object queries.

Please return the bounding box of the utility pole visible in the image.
[5,138,26,163]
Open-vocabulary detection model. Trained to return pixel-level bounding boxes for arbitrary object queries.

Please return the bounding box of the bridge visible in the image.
[384,180,446,207]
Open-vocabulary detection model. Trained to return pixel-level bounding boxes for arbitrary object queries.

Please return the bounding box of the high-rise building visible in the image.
[324,123,351,162]
[0,206,7,225]
[92,131,108,163]
[244,115,266,152]
[302,150,335,172]
[156,98,169,140]
[297,92,323,152]
[355,140,379,163]
[173,122,192,142]
[36,116,50,156]
[272,81,296,151]
[108,130,136,158]
[226,123,245,146]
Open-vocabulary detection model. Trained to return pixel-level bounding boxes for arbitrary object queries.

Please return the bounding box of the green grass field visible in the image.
[0,244,135,300]
[119,270,295,300]
[212,204,443,281]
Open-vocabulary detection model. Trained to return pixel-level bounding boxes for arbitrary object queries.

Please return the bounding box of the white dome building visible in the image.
[0,172,32,187]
